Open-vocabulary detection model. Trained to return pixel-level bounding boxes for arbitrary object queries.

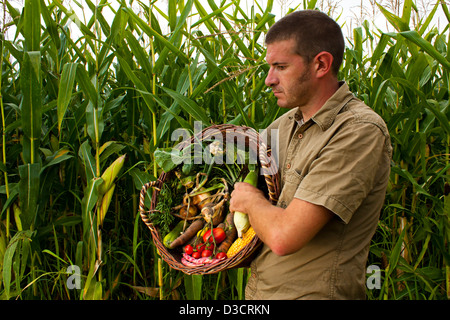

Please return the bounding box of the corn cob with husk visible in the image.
[97,154,126,227]
[98,154,126,196]
[226,226,256,258]
[233,168,258,238]
[98,183,116,227]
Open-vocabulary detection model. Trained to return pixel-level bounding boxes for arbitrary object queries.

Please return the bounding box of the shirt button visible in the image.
[286,163,291,169]
[298,133,303,139]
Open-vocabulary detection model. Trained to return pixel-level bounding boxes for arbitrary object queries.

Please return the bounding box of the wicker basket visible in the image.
[138,124,280,275]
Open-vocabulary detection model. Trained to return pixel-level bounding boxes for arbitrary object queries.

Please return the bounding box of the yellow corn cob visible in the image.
[226,227,256,258]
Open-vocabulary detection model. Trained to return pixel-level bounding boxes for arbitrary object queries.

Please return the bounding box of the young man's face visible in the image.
[265,38,313,109]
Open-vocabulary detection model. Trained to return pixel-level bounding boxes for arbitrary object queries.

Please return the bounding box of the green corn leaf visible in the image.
[82,178,102,217]
[2,230,34,300]
[53,0,96,39]
[23,0,41,51]
[146,91,193,130]
[418,1,439,35]
[75,65,98,106]
[40,0,60,49]
[399,30,450,70]
[386,224,408,280]
[2,237,19,299]
[116,55,156,114]
[184,274,203,300]
[18,163,41,230]
[255,0,275,30]
[168,0,177,32]
[191,2,233,28]
[376,2,410,32]
[124,30,152,77]
[81,177,102,247]
[79,140,97,181]
[160,86,210,124]
[86,100,104,145]
[122,7,189,65]
[207,0,252,59]
[401,0,413,28]
[57,63,78,133]
[20,51,42,165]
[390,77,450,135]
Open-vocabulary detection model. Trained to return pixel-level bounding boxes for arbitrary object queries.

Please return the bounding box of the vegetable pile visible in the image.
[151,138,260,268]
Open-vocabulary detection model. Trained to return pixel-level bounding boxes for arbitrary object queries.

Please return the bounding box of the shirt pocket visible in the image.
[278,169,303,208]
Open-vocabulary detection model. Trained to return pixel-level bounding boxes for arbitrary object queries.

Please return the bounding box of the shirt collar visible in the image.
[287,81,355,131]
[310,81,355,131]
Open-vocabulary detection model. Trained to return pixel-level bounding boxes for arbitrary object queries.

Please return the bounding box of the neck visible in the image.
[300,79,340,122]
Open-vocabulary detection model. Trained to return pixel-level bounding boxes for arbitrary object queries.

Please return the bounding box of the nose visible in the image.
[265,67,278,87]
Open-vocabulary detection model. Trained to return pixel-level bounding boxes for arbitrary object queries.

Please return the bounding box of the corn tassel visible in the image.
[227,226,256,258]
[98,154,126,195]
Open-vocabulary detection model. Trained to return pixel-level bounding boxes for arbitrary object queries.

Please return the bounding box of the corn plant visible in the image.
[342,0,450,300]
[0,0,449,300]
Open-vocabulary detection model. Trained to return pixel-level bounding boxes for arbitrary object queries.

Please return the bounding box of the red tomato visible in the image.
[216,252,227,259]
[192,251,201,259]
[203,228,226,244]
[184,244,193,255]
[195,243,205,253]
[201,249,213,258]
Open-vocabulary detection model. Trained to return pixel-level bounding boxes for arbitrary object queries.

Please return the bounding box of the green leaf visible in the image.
[2,230,34,299]
[57,63,78,133]
[191,2,233,28]
[75,65,98,106]
[376,2,410,32]
[18,163,41,230]
[116,55,156,114]
[85,100,104,144]
[23,0,41,51]
[399,30,450,70]
[386,224,407,279]
[81,177,102,247]
[154,147,193,173]
[79,140,97,181]
[20,51,42,164]
[184,274,203,300]
[160,86,210,124]
[122,7,189,65]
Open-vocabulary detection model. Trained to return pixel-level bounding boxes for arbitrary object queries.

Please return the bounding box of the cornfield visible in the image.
[0,0,449,300]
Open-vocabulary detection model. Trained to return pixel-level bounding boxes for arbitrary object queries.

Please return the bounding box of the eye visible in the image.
[276,65,287,71]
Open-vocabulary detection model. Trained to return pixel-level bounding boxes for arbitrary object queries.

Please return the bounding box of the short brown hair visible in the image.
[265,10,345,75]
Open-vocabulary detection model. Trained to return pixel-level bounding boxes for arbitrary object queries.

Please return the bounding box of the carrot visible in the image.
[216,212,237,253]
[169,219,204,249]
[216,222,225,230]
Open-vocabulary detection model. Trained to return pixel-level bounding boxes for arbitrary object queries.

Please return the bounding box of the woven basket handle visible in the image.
[138,180,160,232]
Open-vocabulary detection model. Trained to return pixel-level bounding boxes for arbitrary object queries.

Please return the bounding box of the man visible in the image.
[229,10,392,299]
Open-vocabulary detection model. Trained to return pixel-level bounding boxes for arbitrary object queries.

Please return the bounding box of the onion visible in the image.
[192,189,212,210]
[179,205,198,219]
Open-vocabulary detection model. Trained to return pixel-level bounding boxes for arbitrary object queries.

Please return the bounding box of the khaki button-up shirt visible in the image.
[246,82,392,300]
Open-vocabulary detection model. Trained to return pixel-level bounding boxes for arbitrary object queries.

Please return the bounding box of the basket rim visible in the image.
[139,124,280,274]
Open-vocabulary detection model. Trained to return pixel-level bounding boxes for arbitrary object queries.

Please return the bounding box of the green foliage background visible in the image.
[0,0,449,300]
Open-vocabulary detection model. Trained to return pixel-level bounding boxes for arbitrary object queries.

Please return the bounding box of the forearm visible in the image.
[230,182,333,256]
[245,198,287,254]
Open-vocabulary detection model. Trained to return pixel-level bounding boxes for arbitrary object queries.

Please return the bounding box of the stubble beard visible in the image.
[276,68,312,110]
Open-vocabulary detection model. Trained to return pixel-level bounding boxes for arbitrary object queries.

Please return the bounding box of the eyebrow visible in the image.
[268,61,288,66]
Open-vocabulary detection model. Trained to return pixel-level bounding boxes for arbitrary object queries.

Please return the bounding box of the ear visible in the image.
[313,51,334,78]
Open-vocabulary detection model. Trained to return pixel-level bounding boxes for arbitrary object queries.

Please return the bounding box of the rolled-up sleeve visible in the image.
[295,121,388,224]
